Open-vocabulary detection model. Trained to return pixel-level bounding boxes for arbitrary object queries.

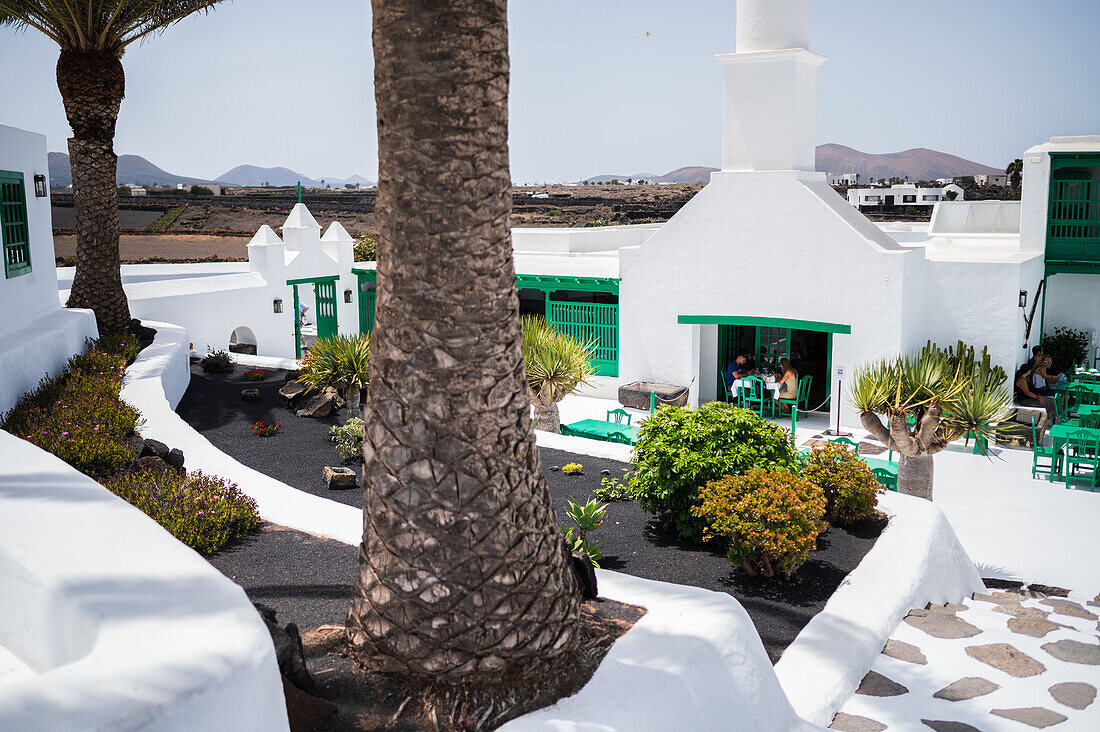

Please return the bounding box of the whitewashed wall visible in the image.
[0,125,97,415]
[619,170,918,428]
[1044,273,1100,365]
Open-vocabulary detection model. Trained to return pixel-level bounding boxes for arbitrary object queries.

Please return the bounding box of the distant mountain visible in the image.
[815,144,1002,182]
[48,152,214,188]
[583,145,1003,186]
[216,165,374,188]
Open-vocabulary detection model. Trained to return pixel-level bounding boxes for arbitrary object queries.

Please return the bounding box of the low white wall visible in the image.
[122,322,362,544]
[0,430,288,731]
[773,490,983,727]
[0,307,97,418]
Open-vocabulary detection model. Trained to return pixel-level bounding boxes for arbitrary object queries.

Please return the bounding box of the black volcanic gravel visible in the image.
[184,366,883,661]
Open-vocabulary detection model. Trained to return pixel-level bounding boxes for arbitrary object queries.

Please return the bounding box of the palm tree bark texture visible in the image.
[859,406,948,501]
[57,49,131,333]
[347,0,581,680]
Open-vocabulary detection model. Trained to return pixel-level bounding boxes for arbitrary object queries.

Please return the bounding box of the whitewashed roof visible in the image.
[247,224,283,247]
[321,221,353,242]
[282,203,321,231]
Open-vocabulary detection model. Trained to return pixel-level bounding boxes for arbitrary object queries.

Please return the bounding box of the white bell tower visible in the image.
[718,0,825,172]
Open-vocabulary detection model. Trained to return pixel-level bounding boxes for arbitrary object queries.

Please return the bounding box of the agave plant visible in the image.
[297,333,370,408]
[851,340,1012,500]
[521,315,596,433]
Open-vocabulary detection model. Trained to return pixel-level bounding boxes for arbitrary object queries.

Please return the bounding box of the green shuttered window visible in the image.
[1,171,31,278]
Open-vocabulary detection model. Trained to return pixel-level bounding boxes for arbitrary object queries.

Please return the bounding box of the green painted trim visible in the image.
[677,315,852,335]
[292,285,301,359]
[516,274,620,294]
[352,266,377,280]
[286,274,340,286]
[1045,261,1100,276]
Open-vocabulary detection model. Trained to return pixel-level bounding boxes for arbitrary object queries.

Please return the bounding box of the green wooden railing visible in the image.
[549,300,618,376]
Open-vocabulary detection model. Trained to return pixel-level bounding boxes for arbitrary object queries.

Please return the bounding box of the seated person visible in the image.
[1015,363,1055,421]
[773,358,799,413]
[1025,344,1043,371]
[1031,356,1063,396]
[725,355,755,387]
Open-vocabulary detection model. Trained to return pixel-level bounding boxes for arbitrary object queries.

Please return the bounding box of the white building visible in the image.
[0,124,97,415]
[974,173,1009,187]
[176,182,223,195]
[130,186,147,196]
[828,172,858,186]
[847,183,965,208]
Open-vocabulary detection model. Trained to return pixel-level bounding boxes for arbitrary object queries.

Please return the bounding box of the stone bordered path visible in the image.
[831,586,1100,730]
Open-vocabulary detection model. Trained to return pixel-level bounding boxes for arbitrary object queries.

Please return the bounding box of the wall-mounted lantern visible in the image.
[33,174,48,198]
[1019,290,1028,308]
[273,298,283,313]
[344,289,353,303]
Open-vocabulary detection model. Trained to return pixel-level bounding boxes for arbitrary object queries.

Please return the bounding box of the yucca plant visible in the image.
[297,333,371,408]
[0,1,226,332]
[851,340,1012,500]
[521,315,596,433]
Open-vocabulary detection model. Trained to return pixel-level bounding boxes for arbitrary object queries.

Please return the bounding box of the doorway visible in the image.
[288,275,339,358]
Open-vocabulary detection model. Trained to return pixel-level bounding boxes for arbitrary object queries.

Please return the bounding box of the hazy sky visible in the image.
[3,0,1098,183]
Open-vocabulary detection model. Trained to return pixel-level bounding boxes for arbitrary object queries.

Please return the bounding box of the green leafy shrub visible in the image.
[693,469,827,579]
[799,444,883,525]
[189,185,214,196]
[630,403,799,542]
[1043,327,1091,372]
[105,470,260,554]
[298,333,370,405]
[594,469,633,502]
[330,417,365,460]
[200,350,234,373]
[353,234,376,262]
[561,498,607,567]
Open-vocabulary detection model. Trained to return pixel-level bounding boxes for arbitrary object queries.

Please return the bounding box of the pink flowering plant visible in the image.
[243,368,267,381]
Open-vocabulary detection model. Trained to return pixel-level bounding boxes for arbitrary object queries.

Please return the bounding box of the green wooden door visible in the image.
[314,280,339,340]
[359,289,376,334]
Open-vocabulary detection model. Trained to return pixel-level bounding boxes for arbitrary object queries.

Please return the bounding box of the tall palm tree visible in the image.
[851,341,1012,501]
[522,315,595,433]
[0,1,224,332]
[346,0,580,682]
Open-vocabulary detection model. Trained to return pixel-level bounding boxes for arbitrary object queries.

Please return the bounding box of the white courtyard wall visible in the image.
[0,125,97,414]
[1044,273,1100,363]
[619,170,917,428]
[1019,147,1051,255]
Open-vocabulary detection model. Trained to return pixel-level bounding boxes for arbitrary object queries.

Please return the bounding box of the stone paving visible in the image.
[832,585,1100,730]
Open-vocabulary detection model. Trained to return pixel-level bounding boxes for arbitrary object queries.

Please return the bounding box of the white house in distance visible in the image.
[847,183,965,208]
[974,173,1010,187]
[0,124,97,415]
[828,172,858,186]
[38,0,1100,431]
[176,182,223,196]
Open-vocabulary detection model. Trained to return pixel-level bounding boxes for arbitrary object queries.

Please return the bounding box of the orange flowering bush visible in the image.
[693,469,826,579]
[799,444,883,525]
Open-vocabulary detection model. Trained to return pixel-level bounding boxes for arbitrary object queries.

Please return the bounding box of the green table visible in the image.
[561,419,640,445]
[1048,424,1100,483]
[1072,370,1100,384]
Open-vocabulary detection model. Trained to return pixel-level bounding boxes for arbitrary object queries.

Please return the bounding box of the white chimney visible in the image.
[718,0,825,172]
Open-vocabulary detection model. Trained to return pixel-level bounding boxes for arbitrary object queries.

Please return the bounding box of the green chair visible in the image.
[1030,416,1060,482]
[870,466,897,491]
[1081,412,1100,430]
[739,376,773,418]
[606,430,633,445]
[607,408,632,426]
[829,436,861,454]
[717,366,735,404]
[779,375,812,413]
[1064,428,1099,490]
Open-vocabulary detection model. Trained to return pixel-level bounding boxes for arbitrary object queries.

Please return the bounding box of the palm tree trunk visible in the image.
[57,49,131,333]
[347,0,579,681]
[534,401,561,433]
[898,453,934,501]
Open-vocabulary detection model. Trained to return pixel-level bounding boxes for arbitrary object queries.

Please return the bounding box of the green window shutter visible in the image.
[548,300,618,376]
[0,171,31,279]
[1047,153,1100,268]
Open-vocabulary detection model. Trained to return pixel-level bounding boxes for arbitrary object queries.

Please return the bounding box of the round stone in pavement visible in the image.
[1009,615,1069,638]
[856,670,908,697]
[965,643,1047,677]
[933,676,1001,701]
[1049,681,1096,710]
[830,713,887,731]
[1040,598,1098,620]
[905,609,982,639]
[883,638,928,665]
[1041,639,1100,665]
[990,707,1068,728]
[921,720,983,732]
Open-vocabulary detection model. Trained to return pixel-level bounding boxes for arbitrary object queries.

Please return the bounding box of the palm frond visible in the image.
[297,333,370,395]
[0,0,225,51]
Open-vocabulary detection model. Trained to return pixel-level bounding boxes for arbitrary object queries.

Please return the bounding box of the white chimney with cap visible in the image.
[718,0,825,172]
